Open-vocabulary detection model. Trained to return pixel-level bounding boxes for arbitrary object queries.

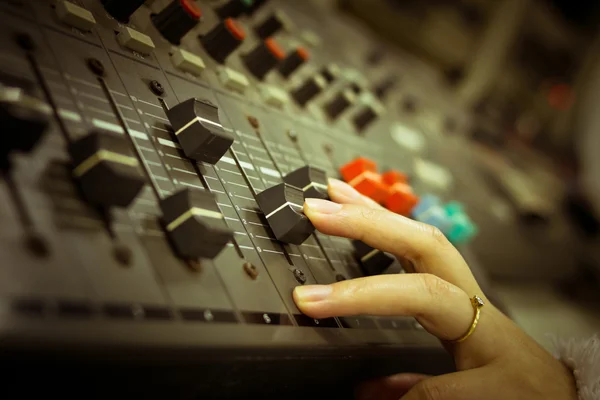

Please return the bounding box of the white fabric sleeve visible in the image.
[551,335,600,400]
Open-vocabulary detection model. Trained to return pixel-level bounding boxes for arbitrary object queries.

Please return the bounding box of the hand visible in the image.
[293,179,577,400]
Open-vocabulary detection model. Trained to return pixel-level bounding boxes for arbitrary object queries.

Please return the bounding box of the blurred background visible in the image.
[330,0,600,349]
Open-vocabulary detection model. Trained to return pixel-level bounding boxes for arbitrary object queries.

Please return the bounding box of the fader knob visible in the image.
[385,183,419,216]
[353,105,379,132]
[101,0,146,23]
[160,188,232,259]
[291,75,327,107]
[256,183,314,244]
[278,47,309,78]
[283,166,328,200]
[152,0,202,45]
[254,10,291,39]
[69,130,145,208]
[382,170,408,186]
[352,240,394,276]
[242,38,285,80]
[0,87,49,164]
[166,98,233,164]
[324,89,356,119]
[215,0,254,19]
[200,18,245,63]
[339,157,377,182]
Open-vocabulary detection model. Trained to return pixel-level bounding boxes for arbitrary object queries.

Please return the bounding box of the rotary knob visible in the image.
[283,166,329,200]
[256,183,314,244]
[68,130,145,208]
[101,0,146,23]
[0,86,49,168]
[352,240,394,276]
[160,188,233,259]
[290,75,327,107]
[215,0,254,19]
[324,88,356,120]
[254,10,291,39]
[242,38,285,80]
[278,47,309,78]
[166,98,233,164]
[200,18,245,63]
[152,0,202,45]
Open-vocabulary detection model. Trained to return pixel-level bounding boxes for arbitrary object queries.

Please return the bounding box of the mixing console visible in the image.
[0,0,473,397]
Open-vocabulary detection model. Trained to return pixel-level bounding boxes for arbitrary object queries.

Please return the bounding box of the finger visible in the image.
[327,178,384,209]
[401,367,502,400]
[356,374,430,400]
[293,274,473,341]
[303,199,481,294]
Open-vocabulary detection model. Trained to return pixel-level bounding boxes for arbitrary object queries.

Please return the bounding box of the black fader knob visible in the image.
[291,75,327,107]
[283,166,328,200]
[254,10,291,39]
[352,240,394,276]
[102,0,146,23]
[242,38,285,80]
[152,0,203,45]
[320,63,340,84]
[200,18,246,63]
[160,188,232,259]
[166,98,233,164]
[278,47,309,78]
[69,130,145,208]
[256,183,314,245]
[0,87,49,165]
[353,105,379,132]
[215,0,254,19]
[324,88,356,120]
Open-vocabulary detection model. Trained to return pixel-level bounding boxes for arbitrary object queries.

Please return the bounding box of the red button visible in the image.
[348,171,389,203]
[382,170,407,186]
[385,183,419,216]
[340,157,377,182]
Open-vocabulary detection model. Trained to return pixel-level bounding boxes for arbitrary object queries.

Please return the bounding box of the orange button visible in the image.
[348,171,388,203]
[340,157,377,182]
[385,183,419,216]
[382,170,407,186]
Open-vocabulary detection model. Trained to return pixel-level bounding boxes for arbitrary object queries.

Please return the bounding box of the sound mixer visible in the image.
[152,0,203,45]
[256,183,314,244]
[352,240,394,276]
[160,188,232,259]
[242,38,285,80]
[68,130,145,208]
[101,0,145,23]
[283,166,329,200]
[200,18,245,63]
[166,98,233,164]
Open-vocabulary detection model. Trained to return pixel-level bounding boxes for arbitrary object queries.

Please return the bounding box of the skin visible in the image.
[293,178,578,400]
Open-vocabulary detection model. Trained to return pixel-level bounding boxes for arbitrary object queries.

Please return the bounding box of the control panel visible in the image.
[0,0,473,397]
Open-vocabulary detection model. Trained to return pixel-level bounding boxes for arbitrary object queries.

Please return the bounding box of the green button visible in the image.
[242,0,254,6]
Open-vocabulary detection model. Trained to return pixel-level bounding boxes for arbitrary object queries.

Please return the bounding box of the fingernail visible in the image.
[329,178,362,200]
[294,285,333,302]
[304,198,342,214]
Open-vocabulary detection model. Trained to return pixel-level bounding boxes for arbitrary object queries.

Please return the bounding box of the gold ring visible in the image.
[452,295,485,343]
